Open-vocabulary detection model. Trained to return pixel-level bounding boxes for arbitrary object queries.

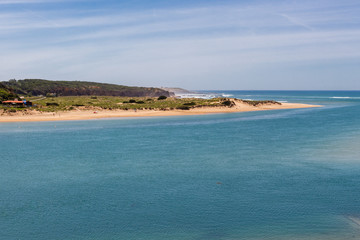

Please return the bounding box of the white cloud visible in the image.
[1,0,360,89]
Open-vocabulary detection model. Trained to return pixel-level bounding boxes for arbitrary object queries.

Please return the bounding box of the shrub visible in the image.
[129,99,136,103]
[183,102,196,106]
[46,93,56,97]
[158,96,167,100]
[91,96,97,99]
[46,102,59,106]
[242,100,280,106]
[136,101,145,104]
[222,100,234,107]
[176,106,190,110]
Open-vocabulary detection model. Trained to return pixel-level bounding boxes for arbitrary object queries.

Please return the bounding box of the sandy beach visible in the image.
[0,102,320,122]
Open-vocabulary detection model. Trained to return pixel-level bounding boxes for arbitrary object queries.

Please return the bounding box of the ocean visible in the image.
[1,91,360,240]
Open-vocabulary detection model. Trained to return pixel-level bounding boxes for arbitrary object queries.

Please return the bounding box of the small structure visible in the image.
[2,100,32,107]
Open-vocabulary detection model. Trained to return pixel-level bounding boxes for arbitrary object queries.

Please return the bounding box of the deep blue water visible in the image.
[1,91,360,240]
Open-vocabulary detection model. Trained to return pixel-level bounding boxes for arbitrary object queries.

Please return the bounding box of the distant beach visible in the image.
[0,102,320,122]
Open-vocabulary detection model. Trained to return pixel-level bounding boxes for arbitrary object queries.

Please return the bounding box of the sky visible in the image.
[0,0,360,90]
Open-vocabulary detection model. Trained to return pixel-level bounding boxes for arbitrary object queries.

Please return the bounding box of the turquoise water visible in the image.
[1,91,360,240]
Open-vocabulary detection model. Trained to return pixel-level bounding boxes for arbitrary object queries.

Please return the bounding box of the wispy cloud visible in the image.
[278,13,315,31]
[1,0,360,89]
[0,0,83,4]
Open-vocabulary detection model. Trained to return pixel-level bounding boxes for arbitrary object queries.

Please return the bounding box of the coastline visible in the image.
[0,102,320,122]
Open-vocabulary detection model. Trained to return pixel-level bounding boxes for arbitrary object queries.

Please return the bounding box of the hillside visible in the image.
[0,82,18,101]
[160,87,194,95]
[1,79,172,97]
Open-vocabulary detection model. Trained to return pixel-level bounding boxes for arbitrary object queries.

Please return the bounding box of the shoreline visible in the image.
[0,102,320,123]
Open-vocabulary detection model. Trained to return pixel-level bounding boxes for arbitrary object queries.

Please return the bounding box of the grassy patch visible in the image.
[7,96,280,112]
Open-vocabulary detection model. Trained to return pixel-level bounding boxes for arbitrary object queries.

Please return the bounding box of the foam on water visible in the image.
[221,94,233,97]
[176,93,219,99]
[329,96,360,100]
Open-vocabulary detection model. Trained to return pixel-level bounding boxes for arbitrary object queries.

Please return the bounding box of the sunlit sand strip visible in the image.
[0,102,321,122]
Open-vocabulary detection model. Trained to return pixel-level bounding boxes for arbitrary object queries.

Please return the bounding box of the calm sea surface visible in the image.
[1,91,360,240]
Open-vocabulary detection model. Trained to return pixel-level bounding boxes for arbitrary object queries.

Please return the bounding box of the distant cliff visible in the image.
[1,79,171,97]
[160,87,194,95]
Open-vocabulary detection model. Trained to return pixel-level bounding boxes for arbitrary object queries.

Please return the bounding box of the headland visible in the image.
[0,79,321,122]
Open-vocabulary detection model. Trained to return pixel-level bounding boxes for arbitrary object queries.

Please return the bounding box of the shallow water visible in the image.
[1,91,360,239]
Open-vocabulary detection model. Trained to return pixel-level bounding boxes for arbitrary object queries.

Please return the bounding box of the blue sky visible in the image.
[1,0,360,90]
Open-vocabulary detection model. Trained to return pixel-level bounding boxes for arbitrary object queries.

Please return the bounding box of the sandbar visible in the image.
[0,102,320,122]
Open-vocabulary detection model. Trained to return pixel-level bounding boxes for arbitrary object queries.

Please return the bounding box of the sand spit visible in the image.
[0,101,320,123]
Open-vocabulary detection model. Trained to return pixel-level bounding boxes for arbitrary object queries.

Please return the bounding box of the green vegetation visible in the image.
[15,96,233,112]
[158,95,167,100]
[222,100,234,107]
[241,100,281,106]
[183,102,196,106]
[0,83,18,102]
[176,106,191,110]
[0,79,282,114]
[1,81,281,113]
[1,79,171,97]
[0,95,281,112]
[46,102,59,106]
